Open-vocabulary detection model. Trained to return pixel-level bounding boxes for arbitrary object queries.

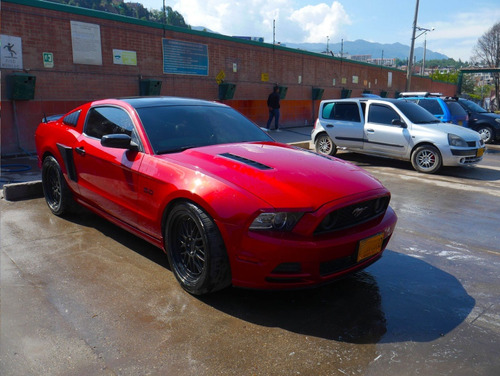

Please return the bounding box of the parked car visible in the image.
[312,98,485,174]
[36,97,397,295]
[456,98,500,144]
[399,93,469,126]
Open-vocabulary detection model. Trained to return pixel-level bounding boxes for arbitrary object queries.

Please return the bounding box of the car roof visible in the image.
[322,98,400,104]
[119,96,227,109]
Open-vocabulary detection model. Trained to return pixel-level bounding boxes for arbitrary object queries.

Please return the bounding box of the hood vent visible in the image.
[220,153,273,170]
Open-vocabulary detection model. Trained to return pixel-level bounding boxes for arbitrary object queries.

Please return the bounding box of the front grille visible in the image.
[315,196,389,234]
[467,141,476,147]
[320,255,356,276]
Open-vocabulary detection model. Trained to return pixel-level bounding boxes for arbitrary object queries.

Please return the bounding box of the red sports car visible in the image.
[36,97,397,295]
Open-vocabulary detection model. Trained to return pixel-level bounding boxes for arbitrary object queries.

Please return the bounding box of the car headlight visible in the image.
[448,133,467,147]
[249,212,304,231]
[495,118,500,124]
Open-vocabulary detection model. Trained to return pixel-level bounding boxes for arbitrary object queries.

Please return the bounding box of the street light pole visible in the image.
[406,0,420,91]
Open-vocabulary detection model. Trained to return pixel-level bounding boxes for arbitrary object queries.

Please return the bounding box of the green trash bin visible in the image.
[278,86,288,100]
[7,73,36,100]
[341,88,351,99]
[312,88,324,101]
[218,83,236,100]
[139,79,162,96]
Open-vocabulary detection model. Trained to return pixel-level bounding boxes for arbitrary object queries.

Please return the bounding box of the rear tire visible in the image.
[165,202,231,295]
[411,145,442,174]
[41,156,76,216]
[315,133,337,156]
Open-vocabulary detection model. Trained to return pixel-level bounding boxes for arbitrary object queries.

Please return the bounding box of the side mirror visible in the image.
[101,134,139,151]
[392,119,407,128]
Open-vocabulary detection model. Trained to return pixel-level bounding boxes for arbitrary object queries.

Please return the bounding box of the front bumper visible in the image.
[229,206,397,290]
[443,147,485,166]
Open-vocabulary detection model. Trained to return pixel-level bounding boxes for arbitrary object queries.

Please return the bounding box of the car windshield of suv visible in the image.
[461,100,488,113]
[137,105,273,154]
[394,101,441,124]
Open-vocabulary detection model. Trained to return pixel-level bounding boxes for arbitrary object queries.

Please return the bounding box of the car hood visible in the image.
[159,142,386,209]
[417,122,480,140]
[475,112,500,120]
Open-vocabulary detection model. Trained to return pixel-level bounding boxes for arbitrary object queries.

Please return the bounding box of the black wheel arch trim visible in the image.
[56,143,78,182]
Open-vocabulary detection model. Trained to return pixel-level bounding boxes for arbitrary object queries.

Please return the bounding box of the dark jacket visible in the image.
[267,91,280,109]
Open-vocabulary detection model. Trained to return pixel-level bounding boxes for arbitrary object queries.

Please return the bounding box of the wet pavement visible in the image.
[1,131,500,375]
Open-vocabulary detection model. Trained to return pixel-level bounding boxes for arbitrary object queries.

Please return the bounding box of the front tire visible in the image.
[41,155,76,216]
[165,202,231,295]
[315,133,337,156]
[476,125,493,144]
[411,145,442,174]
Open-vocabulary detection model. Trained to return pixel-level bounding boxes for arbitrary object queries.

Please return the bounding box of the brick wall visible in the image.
[0,0,457,156]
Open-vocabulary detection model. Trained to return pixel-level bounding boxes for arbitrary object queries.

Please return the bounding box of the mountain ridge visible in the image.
[284,39,448,61]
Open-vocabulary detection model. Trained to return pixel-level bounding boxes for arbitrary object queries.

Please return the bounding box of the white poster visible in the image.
[1,35,23,69]
[70,21,102,65]
[113,49,137,66]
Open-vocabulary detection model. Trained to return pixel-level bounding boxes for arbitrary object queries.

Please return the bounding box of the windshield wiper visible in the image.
[415,120,440,124]
[156,145,198,154]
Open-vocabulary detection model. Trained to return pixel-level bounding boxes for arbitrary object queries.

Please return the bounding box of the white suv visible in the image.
[312,98,485,173]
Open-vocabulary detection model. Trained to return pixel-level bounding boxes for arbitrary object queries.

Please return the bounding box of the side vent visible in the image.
[220,153,273,170]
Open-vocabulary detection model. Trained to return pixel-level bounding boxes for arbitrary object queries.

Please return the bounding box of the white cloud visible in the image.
[166,1,350,43]
[288,2,351,43]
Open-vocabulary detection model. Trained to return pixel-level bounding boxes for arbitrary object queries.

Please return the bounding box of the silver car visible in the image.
[312,98,485,173]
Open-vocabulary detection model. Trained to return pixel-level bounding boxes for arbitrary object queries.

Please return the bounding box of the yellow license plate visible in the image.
[477,148,485,157]
[357,233,384,262]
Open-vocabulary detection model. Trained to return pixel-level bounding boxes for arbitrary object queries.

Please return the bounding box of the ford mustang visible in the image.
[35,97,397,295]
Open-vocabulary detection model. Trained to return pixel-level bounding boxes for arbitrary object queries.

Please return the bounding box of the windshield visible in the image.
[136,105,273,154]
[460,99,488,113]
[394,100,441,124]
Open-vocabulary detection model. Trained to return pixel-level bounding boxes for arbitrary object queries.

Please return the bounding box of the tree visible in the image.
[473,22,500,110]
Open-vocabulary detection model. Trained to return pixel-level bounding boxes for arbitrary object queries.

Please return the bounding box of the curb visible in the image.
[3,180,44,201]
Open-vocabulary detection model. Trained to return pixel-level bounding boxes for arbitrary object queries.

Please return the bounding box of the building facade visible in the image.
[0,0,457,156]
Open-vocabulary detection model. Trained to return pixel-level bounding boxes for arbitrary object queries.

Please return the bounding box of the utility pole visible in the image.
[406,0,419,91]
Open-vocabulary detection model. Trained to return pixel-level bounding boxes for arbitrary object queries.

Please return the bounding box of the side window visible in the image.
[446,101,467,117]
[63,109,81,127]
[322,103,335,119]
[334,103,361,122]
[368,104,400,125]
[85,107,139,145]
[418,99,444,115]
[322,102,360,122]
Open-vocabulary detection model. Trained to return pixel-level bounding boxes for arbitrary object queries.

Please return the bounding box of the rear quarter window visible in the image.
[446,101,467,117]
[418,99,444,115]
[322,102,360,122]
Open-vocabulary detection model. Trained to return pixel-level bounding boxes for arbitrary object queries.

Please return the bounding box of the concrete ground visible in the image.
[1,129,500,375]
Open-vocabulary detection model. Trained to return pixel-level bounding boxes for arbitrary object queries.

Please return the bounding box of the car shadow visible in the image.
[62,209,475,345]
[200,250,475,344]
[337,151,500,181]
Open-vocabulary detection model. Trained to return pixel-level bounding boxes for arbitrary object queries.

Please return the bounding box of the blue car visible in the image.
[399,93,469,127]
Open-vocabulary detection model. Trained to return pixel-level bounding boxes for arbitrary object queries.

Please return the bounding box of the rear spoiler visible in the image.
[42,113,64,123]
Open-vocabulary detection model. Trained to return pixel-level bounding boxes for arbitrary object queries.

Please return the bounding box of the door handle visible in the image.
[366,129,375,133]
[75,146,86,156]
[326,124,334,128]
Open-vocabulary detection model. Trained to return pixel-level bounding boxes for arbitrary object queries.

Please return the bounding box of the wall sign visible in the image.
[43,52,54,68]
[113,49,137,66]
[71,21,102,65]
[162,39,208,75]
[1,35,23,69]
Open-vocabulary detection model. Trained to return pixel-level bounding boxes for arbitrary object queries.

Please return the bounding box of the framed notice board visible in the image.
[162,39,209,75]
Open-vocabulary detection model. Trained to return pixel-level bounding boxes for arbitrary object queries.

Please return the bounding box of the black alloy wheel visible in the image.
[165,201,231,295]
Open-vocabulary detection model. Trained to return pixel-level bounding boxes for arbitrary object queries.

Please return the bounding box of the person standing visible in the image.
[266,86,281,131]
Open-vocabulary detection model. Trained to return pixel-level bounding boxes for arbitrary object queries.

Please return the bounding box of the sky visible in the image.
[133,0,500,61]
